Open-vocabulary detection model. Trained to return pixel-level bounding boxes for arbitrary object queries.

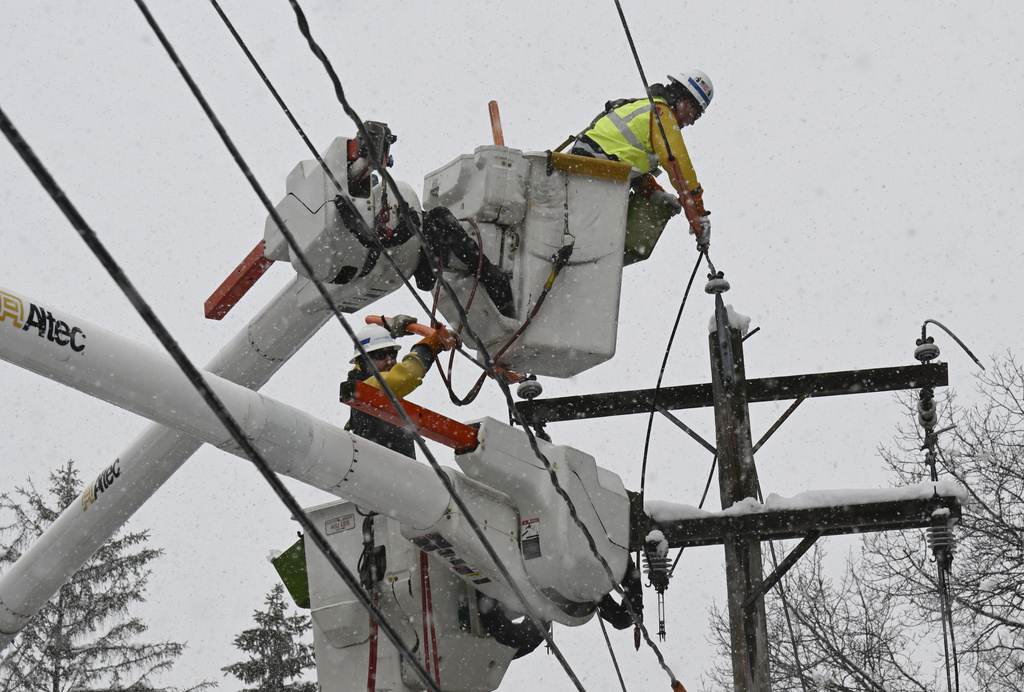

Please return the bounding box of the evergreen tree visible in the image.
[0,460,212,692]
[222,584,316,692]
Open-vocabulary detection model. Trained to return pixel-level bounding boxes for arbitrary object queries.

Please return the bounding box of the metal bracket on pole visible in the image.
[742,530,823,611]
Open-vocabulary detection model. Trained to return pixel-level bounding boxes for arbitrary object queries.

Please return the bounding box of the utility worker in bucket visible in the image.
[345,317,454,458]
[572,70,713,260]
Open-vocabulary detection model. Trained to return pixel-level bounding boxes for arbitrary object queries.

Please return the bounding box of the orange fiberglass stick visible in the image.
[488,100,504,146]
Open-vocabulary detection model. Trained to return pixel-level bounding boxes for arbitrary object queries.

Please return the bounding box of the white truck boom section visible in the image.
[0,129,645,689]
[0,285,630,690]
[0,277,331,647]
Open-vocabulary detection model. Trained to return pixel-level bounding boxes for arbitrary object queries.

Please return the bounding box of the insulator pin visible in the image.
[704,276,730,294]
[643,548,672,594]
[927,524,955,553]
[915,338,940,363]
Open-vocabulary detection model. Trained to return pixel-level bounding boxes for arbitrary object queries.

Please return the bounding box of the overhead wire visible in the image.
[610,0,710,584]
[640,252,705,588]
[209,0,512,386]
[638,252,704,508]
[137,0,577,688]
[154,0,594,687]
[611,0,674,160]
[0,101,443,692]
[283,2,685,687]
[610,6,728,685]
[201,0,685,684]
[597,614,629,692]
[280,4,590,689]
[208,0,499,394]
[206,0,439,331]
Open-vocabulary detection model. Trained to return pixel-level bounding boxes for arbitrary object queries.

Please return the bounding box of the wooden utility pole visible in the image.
[709,292,770,691]
[515,290,961,692]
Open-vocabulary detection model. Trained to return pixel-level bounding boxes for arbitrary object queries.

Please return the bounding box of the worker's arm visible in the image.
[651,103,700,195]
[650,103,709,243]
[363,329,452,398]
[364,349,429,398]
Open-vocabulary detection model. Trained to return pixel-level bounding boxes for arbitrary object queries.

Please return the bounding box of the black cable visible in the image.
[285,4,683,684]
[639,253,704,505]
[134,0,574,687]
[281,5,592,689]
[206,0,449,332]
[0,101,443,692]
[597,614,629,692]
[611,0,674,161]
[200,0,683,684]
[148,0,587,687]
[937,568,959,692]
[667,452,717,578]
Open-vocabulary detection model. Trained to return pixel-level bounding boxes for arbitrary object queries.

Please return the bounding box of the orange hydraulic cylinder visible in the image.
[204,241,275,320]
[340,380,479,452]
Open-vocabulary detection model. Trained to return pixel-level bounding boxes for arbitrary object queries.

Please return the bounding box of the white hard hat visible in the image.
[351,324,398,363]
[668,70,714,112]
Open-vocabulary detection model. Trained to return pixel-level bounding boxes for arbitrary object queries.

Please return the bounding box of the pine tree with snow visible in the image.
[221,584,316,692]
[0,460,212,692]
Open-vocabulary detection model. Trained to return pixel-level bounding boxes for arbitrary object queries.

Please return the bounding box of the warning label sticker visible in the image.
[410,532,491,585]
[325,513,355,535]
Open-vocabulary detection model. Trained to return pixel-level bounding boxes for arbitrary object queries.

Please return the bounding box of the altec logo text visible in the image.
[81,459,122,511]
[0,290,86,352]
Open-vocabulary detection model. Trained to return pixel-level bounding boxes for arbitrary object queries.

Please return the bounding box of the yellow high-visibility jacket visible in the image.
[346,346,432,457]
[583,97,700,198]
[361,350,429,397]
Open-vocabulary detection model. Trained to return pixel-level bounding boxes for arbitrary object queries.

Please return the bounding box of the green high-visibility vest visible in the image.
[583,98,668,174]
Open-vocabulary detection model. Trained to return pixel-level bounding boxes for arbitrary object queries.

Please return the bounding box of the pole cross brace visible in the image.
[633,494,962,552]
[515,363,949,425]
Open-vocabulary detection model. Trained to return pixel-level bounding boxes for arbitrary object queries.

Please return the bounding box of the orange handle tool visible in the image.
[488,100,504,146]
[366,315,457,351]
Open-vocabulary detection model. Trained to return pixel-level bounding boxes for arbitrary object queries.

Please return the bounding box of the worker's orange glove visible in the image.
[681,187,710,248]
[671,681,688,692]
[417,327,459,355]
[682,186,707,218]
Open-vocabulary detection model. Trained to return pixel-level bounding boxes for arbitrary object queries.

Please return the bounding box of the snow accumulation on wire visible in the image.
[645,478,968,522]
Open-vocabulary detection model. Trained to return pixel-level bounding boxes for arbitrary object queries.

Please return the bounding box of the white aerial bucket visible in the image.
[423,146,634,378]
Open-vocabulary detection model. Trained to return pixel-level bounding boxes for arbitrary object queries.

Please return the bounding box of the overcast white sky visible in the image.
[2,1,1022,689]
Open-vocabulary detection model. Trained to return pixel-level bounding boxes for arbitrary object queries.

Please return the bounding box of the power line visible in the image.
[139,0,590,688]
[611,0,674,161]
[638,253,704,504]
[280,3,591,688]
[148,0,683,684]
[206,0,491,389]
[206,0,443,329]
[283,2,688,683]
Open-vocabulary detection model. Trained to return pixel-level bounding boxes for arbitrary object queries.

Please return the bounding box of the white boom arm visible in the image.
[0,285,629,638]
[0,277,331,647]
